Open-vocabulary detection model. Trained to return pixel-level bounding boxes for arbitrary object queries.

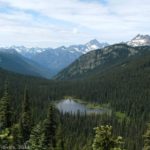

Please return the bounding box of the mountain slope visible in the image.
[31,47,82,75]
[55,44,150,80]
[6,39,109,76]
[0,48,52,78]
[31,39,109,75]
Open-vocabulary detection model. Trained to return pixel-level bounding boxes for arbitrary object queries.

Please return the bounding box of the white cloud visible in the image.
[0,0,150,47]
[72,28,78,34]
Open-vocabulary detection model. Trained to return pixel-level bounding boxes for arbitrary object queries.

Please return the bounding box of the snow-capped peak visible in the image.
[0,39,109,57]
[86,39,100,45]
[127,34,150,47]
[84,39,109,53]
[10,46,27,53]
[9,46,46,54]
[56,46,67,51]
[134,34,150,40]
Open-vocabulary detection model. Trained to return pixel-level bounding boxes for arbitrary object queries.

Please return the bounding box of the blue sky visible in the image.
[0,0,150,48]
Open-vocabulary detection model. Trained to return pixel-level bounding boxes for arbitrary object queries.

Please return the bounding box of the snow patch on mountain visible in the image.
[1,39,109,56]
[0,39,109,76]
[85,39,108,53]
[10,46,46,54]
[127,34,150,47]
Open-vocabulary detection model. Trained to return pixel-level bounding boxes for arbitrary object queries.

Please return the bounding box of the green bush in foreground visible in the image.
[92,125,124,150]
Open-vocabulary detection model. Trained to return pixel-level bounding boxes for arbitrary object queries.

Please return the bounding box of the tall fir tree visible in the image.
[55,124,65,150]
[0,81,12,130]
[20,87,32,143]
[11,124,22,149]
[29,122,44,150]
[43,104,58,150]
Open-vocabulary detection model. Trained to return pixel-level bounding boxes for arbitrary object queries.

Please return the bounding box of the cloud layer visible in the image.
[0,0,150,47]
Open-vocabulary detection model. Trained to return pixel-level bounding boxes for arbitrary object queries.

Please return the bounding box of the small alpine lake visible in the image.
[55,99,111,115]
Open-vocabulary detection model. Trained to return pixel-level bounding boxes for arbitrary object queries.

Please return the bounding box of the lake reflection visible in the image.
[56,99,108,115]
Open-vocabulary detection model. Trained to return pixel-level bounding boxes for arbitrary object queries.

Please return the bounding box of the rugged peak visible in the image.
[134,34,150,40]
[86,39,100,45]
[85,39,109,52]
[56,46,67,50]
[127,34,150,47]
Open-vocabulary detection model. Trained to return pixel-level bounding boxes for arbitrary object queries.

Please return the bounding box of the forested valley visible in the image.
[0,50,150,150]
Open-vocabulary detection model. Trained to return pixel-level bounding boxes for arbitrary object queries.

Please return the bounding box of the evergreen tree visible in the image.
[0,81,12,130]
[43,104,58,150]
[20,87,32,143]
[11,124,22,149]
[55,124,65,150]
[143,123,150,150]
[29,122,44,150]
[0,128,13,148]
[92,125,123,150]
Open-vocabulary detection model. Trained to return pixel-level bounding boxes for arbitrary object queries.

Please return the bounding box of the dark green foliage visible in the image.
[42,104,58,150]
[143,123,150,150]
[60,112,106,150]
[29,108,64,150]
[11,124,22,149]
[55,125,65,150]
[92,125,123,150]
[20,87,32,142]
[60,112,126,150]
[0,81,12,130]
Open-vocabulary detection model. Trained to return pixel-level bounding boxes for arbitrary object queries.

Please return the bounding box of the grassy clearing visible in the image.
[115,111,130,123]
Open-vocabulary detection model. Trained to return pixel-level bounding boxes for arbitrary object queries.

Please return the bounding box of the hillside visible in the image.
[0,48,52,78]
[55,44,150,80]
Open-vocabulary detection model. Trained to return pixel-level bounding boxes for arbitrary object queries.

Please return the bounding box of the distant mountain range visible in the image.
[0,39,109,78]
[1,34,150,79]
[11,39,108,55]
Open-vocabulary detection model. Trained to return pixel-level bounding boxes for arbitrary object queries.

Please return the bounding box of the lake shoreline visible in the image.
[55,98,111,115]
[63,96,111,110]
